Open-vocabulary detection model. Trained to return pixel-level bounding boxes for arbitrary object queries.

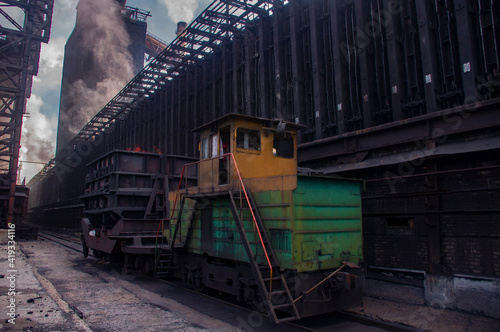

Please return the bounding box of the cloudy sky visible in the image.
[19,0,212,183]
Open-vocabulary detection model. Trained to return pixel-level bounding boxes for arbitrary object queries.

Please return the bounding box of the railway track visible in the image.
[38,231,84,254]
[38,231,423,332]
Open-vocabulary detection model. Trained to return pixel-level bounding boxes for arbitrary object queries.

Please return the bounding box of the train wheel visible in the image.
[247,287,267,314]
[134,255,144,271]
[144,257,155,275]
[82,238,89,258]
[122,253,131,275]
[122,265,130,275]
[192,269,205,293]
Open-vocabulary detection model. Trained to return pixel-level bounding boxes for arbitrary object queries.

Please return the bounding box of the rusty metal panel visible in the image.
[415,0,440,113]
[309,0,326,139]
[244,27,256,116]
[354,0,376,129]
[272,2,287,120]
[289,0,307,141]
[384,0,406,121]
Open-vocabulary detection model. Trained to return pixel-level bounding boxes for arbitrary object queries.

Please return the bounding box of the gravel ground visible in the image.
[346,292,500,332]
[0,240,237,331]
[1,239,498,332]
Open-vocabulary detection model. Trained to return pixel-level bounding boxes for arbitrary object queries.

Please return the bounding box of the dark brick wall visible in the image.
[354,151,500,278]
[361,165,431,272]
[438,156,500,277]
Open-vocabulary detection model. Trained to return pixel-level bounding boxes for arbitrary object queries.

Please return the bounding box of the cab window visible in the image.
[201,137,209,159]
[273,134,294,158]
[236,128,260,151]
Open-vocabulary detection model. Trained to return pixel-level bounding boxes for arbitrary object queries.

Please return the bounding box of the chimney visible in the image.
[176,21,187,36]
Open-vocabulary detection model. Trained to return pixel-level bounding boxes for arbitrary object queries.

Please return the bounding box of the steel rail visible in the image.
[37,231,423,331]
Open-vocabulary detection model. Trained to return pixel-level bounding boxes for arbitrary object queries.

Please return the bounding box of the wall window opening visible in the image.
[386,217,414,228]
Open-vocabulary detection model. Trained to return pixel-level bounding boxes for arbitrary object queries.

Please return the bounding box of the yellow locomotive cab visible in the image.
[192,113,306,193]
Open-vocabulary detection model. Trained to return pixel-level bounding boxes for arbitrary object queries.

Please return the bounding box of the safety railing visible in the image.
[159,153,273,287]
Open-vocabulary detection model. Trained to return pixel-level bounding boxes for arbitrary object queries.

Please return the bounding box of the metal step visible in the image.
[276,316,299,324]
[229,189,300,324]
[262,276,282,282]
[273,303,294,310]
[155,272,170,277]
[270,290,288,296]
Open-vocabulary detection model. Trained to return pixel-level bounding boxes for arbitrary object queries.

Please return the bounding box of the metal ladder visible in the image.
[144,175,166,219]
[155,195,198,278]
[228,190,300,324]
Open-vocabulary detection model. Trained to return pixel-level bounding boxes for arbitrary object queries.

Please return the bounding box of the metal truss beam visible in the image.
[57,0,275,161]
[0,0,54,225]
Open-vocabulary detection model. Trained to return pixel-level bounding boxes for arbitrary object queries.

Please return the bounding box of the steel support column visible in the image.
[244,29,255,116]
[329,0,347,134]
[272,1,285,119]
[185,69,192,155]
[258,17,271,119]
[221,43,229,117]
[384,0,406,121]
[211,55,217,120]
[163,87,168,154]
[309,0,326,139]
[425,162,442,275]
[289,0,306,140]
[454,0,480,103]
[354,0,375,129]
[177,78,183,155]
[415,0,440,113]
[232,35,243,113]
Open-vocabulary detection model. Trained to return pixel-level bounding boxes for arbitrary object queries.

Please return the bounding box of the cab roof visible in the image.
[192,113,307,133]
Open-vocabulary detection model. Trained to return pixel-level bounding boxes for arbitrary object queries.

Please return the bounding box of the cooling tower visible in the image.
[56,0,148,155]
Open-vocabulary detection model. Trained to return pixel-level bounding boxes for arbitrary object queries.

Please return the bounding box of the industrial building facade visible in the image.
[28,0,499,317]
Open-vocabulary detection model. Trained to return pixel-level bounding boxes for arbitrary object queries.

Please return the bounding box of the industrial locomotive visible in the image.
[81,114,364,323]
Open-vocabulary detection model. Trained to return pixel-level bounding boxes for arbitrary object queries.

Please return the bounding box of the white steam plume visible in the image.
[62,0,134,139]
[20,95,57,183]
[19,37,65,183]
[160,0,200,23]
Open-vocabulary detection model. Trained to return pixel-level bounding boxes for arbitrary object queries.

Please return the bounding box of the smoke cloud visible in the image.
[20,95,57,183]
[60,0,135,144]
[19,2,77,183]
[160,0,200,23]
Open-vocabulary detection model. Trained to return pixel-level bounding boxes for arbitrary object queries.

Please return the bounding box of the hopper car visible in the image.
[81,114,364,323]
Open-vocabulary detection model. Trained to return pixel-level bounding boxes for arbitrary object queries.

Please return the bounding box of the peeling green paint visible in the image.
[170,175,363,273]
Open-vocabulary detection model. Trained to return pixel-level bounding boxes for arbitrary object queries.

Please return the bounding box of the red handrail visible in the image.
[164,153,274,287]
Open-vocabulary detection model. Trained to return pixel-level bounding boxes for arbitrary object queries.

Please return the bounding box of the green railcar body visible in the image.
[171,175,363,272]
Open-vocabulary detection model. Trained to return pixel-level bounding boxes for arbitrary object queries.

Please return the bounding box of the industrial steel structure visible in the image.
[28,0,499,318]
[0,0,53,226]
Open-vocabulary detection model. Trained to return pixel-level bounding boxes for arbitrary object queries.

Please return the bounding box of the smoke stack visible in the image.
[175,21,187,36]
[56,0,147,155]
